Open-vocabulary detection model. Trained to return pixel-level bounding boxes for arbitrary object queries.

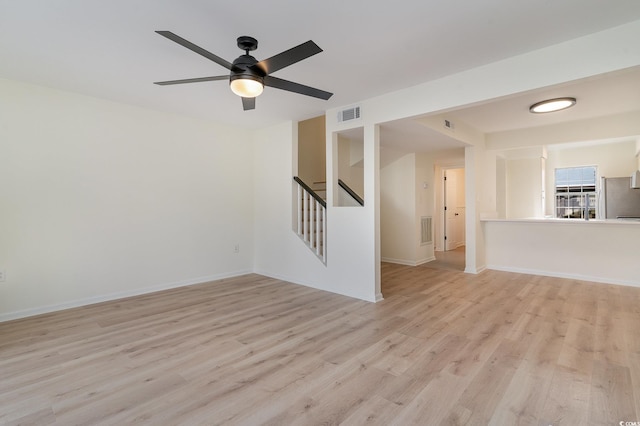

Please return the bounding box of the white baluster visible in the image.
[315,200,321,256]
[303,191,309,242]
[297,184,303,235]
[322,205,327,261]
[309,194,316,249]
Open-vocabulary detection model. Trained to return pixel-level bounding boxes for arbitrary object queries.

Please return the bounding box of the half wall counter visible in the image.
[481,218,640,288]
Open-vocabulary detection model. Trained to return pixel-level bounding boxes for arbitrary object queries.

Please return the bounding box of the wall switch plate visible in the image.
[234,244,240,253]
[0,270,5,282]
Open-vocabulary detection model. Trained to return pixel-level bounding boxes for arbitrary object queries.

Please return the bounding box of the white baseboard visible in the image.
[0,269,252,323]
[465,264,486,274]
[486,264,640,288]
[416,256,437,266]
[253,268,379,303]
[381,256,436,267]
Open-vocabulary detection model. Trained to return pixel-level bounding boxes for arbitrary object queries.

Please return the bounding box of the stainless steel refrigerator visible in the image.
[600,177,640,219]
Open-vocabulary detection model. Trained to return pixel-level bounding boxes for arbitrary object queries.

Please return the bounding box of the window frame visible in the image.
[554,165,597,219]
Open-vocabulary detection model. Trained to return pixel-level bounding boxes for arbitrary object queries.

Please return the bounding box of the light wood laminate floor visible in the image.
[2,266,640,425]
[428,246,466,272]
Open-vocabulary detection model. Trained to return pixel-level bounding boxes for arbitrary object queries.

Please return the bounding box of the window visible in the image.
[555,166,597,219]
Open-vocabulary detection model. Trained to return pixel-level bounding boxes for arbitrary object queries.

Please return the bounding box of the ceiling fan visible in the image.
[154,31,333,111]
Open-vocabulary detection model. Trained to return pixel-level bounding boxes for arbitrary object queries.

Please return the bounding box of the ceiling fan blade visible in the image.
[242,97,256,111]
[154,75,228,86]
[253,40,322,75]
[264,75,333,100]
[156,31,233,70]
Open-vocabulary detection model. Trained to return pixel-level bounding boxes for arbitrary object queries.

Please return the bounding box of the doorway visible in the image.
[441,167,466,252]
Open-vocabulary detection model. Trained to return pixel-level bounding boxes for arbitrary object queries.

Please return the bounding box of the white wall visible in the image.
[506,157,543,218]
[0,78,254,321]
[252,121,379,302]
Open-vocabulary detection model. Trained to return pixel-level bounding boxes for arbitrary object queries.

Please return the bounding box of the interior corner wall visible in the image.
[297,115,326,185]
[337,134,350,183]
[378,150,436,266]
[496,156,507,218]
[0,78,254,321]
[415,153,436,264]
[380,153,416,264]
[348,138,365,197]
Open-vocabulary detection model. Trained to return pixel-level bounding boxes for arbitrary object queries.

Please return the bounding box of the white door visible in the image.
[444,168,465,251]
[444,170,457,251]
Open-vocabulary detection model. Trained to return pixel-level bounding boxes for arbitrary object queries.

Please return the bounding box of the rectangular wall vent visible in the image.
[338,106,361,122]
[420,216,433,245]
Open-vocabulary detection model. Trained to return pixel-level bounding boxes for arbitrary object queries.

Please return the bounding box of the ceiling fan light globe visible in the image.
[230,78,264,98]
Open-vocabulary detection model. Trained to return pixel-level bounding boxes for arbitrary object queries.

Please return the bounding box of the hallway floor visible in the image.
[424,245,465,272]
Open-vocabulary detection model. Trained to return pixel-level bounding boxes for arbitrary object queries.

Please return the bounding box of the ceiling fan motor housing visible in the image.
[230,54,264,86]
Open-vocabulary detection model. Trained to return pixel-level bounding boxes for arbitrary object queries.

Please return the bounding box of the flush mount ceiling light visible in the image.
[529,97,576,113]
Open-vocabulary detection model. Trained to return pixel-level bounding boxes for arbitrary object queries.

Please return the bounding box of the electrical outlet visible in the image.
[234,244,240,253]
[0,270,5,282]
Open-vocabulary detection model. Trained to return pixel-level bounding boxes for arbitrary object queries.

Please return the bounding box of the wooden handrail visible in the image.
[293,176,327,208]
[338,179,364,206]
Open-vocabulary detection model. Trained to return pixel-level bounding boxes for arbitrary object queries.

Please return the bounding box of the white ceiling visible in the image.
[2,1,640,131]
[445,67,640,134]
[378,66,640,156]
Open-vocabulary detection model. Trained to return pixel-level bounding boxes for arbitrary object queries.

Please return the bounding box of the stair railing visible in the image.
[293,176,327,264]
[338,179,364,206]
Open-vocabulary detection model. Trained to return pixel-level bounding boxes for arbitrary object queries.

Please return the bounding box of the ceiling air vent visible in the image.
[444,119,454,130]
[337,106,361,122]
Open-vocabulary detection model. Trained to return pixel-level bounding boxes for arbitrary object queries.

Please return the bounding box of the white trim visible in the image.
[375,292,384,302]
[381,256,436,267]
[381,257,417,266]
[486,264,640,288]
[253,268,378,302]
[0,269,252,323]
[465,265,486,274]
[416,256,437,266]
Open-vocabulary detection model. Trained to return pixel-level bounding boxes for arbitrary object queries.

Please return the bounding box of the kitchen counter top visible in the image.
[481,217,640,225]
